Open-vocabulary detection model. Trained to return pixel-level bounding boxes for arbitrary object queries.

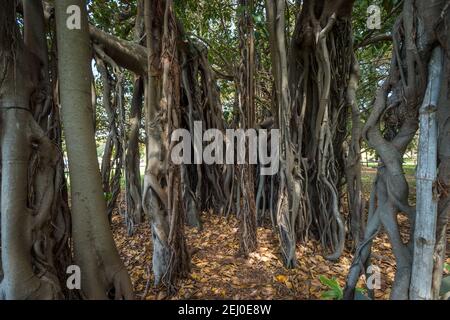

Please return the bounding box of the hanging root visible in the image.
[0,109,64,299]
[125,77,144,235]
[344,0,449,299]
[143,0,190,292]
[266,0,354,265]
[94,47,126,221]
[0,1,72,298]
[236,0,258,256]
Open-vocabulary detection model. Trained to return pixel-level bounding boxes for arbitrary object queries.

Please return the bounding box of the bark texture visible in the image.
[55,0,133,299]
[143,0,190,290]
[0,0,72,300]
[265,0,355,267]
[236,0,258,256]
[344,0,450,300]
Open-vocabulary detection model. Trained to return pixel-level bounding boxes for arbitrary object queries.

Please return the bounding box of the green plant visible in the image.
[104,192,113,202]
[319,275,367,300]
[319,275,343,300]
[445,263,450,273]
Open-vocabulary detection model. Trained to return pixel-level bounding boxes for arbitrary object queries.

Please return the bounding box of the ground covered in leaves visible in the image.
[112,211,439,300]
[112,169,450,300]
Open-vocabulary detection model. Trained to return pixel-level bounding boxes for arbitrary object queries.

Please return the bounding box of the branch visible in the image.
[317,12,337,42]
[212,67,234,81]
[41,1,149,76]
[355,33,392,49]
[89,25,148,76]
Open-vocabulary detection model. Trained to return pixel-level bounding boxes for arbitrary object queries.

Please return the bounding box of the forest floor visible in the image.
[112,168,450,300]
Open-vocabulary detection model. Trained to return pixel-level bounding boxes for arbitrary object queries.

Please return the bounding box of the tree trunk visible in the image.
[265,0,297,267]
[0,0,72,299]
[265,0,355,267]
[345,57,365,248]
[237,0,258,256]
[433,47,450,299]
[344,0,450,300]
[410,47,443,300]
[55,0,133,299]
[125,77,144,234]
[143,0,190,289]
[124,1,145,234]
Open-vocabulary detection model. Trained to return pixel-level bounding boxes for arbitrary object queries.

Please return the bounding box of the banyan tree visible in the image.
[0,0,448,301]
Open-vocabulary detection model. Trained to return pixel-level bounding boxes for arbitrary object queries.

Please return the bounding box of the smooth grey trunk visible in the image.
[1,112,39,299]
[345,0,449,300]
[55,0,133,299]
[410,47,443,300]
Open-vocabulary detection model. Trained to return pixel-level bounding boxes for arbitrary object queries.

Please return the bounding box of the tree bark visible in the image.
[124,0,145,235]
[55,0,133,299]
[345,0,449,300]
[433,14,450,298]
[143,0,190,289]
[410,47,443,300]
[237,0,258,256]
[125,77,144,234]
[265,0,355,267]
[0,0,72,299]
[345,57,365,248]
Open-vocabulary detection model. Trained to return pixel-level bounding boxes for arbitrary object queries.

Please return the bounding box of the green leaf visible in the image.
[356,287,367,294]
[104,192,113,202]
[321,290,340,300]
[444,263,450,273]
[236,5,246,16]
[252,13,263,23]
[319,275,343,300]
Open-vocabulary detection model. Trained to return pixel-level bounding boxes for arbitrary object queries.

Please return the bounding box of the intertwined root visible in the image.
[0,110,68,300]
[345,0,449,300]
[265,0,354,266]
